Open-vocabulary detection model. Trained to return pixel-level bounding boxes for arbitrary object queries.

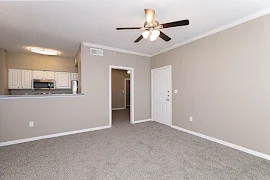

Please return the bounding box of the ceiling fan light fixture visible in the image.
[150,34,157,41]
[116,9,189,43]
[142,30,150,39]
[152,30,160,38]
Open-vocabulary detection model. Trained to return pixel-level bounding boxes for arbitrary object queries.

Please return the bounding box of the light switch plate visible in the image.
[174,89,178,94]
[29,121,34,127]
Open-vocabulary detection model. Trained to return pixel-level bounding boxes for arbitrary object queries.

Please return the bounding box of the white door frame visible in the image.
[109,66,135,126]
[124,78,130,109]
[151,65,172,126]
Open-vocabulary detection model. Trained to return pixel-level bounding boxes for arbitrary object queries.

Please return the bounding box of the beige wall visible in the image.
[0,49,4,95]
[112,69,130,109]
[0,44,151,143]
[152,14,270,155]
[0,96,103,142]
[7,52,77,72]
[3,50,8,95]
[81,44,151,121]
[0,49,8,95]
[75,46,82,93]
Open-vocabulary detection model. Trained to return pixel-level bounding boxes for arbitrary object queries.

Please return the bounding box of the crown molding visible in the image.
[83,8,270,58]
[151,8,270,57]
[82,42,151,57]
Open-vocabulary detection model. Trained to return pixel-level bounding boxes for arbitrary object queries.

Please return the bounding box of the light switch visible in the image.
[29,121,34,127]
[174,89,178,94]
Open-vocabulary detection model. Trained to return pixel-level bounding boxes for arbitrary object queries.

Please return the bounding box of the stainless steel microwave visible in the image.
[32,79,55,90]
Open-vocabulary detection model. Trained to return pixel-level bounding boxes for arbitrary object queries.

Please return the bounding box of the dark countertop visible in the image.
[0,94,84,99]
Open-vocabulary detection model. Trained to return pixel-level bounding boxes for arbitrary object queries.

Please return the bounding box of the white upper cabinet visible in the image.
[55,72,71,89]
[71,73,78,81]
[9,69,32,89]
[32,70,44,79]
[32,70,55,80]
[21,70,32,89]
[8,69,21,89]
[44,71,55,79]
[8,69,73,90]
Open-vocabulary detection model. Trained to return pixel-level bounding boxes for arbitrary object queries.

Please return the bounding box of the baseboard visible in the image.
[112,107,126,110]
[0,125,111,147]
[171,125,270,161]
[133,119,152,124]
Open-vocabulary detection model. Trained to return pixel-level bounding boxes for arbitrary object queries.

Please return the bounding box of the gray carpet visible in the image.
[1,109,270,180]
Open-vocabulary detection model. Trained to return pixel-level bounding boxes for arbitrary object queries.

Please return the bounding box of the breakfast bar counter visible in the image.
[0,94,84,99]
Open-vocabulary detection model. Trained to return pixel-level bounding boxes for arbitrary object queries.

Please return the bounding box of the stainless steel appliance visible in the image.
[32,79,55,90]
[71,80,78,94]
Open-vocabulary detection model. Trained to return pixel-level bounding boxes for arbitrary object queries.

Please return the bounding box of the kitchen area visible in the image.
[8,69,79,96]
[0,47,87,143]
[0,48,81,97]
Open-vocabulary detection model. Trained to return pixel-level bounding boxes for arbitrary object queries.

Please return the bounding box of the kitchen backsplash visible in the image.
[10,89,72,95]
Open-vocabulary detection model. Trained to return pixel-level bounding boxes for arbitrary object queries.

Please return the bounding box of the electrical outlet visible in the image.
[29,121,34,127]
[189,116,193,122]
[174,89,178,94]
[200,120,204,124]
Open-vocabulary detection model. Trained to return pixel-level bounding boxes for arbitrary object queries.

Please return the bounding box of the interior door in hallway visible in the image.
[152,66,172,126]
[126,79,130,106]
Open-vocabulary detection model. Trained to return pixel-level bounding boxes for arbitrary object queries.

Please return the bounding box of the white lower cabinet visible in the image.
[8,69,21,89]
[55,72,71,89]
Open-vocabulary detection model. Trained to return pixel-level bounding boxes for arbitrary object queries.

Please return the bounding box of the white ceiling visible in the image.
[0,0,270,58]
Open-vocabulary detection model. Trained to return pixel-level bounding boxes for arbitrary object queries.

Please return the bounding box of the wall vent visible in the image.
[90,48,103,56]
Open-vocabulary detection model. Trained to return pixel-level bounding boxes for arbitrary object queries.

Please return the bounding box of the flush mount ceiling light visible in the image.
[29,48,58,56]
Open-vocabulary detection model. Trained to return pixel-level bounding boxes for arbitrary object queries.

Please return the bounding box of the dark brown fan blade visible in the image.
[134,35,143,43]
[159,31,171,42]
[161,20,189,29]
[116,27,142,30]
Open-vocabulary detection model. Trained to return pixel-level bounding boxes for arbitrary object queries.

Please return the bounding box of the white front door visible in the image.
[152,66,172,126]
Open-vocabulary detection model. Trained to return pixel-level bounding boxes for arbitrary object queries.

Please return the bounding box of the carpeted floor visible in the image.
[0,109,269,180]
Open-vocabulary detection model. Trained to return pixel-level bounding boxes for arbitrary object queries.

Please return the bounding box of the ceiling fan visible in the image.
[116,9,189,43]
